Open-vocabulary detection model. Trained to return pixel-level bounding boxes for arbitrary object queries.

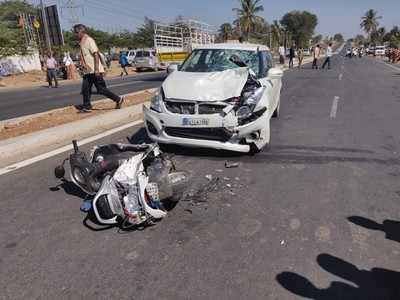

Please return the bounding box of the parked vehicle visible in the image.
[126,50,136,65]
[54,141,189,228]
[143,43,283,154]
[154,19,215,69]
[375,46,386,56]
[302,48,311,56]
[135,50,161,72]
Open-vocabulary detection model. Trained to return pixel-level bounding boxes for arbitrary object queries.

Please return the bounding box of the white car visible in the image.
[143,43,283,153]
[375,46,386,56]
[126,50,136,65]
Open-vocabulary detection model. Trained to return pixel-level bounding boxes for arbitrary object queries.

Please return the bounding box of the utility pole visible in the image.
[40,0,51,52]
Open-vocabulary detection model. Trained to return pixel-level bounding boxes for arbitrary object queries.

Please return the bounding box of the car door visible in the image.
[258,51,279,116]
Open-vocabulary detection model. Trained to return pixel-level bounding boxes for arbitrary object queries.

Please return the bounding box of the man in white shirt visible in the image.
[73,23,124,112]
[322,43,333,69]
[279,45,285,65]
[46,52,58,88]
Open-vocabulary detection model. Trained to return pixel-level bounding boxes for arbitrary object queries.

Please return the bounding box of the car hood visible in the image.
[162,67,249,102]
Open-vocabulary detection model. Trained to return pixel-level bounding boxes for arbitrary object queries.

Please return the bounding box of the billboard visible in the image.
[39,5,64,47]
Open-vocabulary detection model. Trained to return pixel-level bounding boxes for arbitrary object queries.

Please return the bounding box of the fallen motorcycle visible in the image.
[54,140,189,228]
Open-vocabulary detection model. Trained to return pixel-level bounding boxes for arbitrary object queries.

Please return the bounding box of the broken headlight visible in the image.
[151,88,164,112]
[237,86,266,120]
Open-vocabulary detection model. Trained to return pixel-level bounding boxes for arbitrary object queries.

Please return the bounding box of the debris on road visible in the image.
[225,161,240,168]
[205,174,213,181]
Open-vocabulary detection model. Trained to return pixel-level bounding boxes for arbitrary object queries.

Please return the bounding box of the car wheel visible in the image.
[272,99,280,118]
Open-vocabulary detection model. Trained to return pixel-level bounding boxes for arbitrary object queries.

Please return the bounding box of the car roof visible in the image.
[194,42,270,52]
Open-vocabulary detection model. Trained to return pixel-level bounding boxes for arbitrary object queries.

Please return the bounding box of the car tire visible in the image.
[272,99,280,118]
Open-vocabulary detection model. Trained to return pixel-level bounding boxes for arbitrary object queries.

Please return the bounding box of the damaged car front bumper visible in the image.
[143,104,269,153]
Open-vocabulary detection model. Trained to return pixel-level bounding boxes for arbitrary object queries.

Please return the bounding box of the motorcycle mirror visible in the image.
[54,165,65,179]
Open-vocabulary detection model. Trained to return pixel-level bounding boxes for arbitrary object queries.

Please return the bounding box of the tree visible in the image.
[133,17,155,48]
[311,34,323,45]
[383,26,400,48]
[360,9,382,42]
[0,0,38,57]
[218,23,233,42]
[333,33,344,43]
[370,27,386,44]
[280,11,318,48]
[353,34,366,46]
[232,0,264,40]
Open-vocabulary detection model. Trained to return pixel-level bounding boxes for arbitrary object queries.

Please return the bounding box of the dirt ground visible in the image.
[0,61,137,89]
[0,90,151,141]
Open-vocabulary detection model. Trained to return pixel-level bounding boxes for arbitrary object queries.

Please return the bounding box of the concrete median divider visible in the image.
[0,89,155,168]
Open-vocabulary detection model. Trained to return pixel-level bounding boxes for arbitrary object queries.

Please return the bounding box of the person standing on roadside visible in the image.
[73,24,124,113]
[289,43,295,68]
[322,43,333,69]
[46,51,58,88]
[297,48,304,69]
[119,51,129,77]
[279,44,285,65]
[312,44,321,69]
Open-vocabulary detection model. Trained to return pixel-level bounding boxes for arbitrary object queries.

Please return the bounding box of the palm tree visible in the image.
[271,20,282,48]
[219,23,233,42]
[360,9,382,42]
[232,0,264,40]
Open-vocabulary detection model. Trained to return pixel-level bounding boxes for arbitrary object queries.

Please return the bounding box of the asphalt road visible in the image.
[0,71,167,121]
[1,53,400,299]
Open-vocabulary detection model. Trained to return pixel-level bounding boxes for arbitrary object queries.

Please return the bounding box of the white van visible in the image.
[375,46,386,56]
[134,50,160,72]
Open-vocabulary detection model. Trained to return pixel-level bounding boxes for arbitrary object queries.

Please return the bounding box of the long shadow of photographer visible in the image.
[348,216,400,244]
[277,253,400,299]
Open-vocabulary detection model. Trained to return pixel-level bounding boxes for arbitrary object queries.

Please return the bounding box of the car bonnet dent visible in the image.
[162,67,249,102]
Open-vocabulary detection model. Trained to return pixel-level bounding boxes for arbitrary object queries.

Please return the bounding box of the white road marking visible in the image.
[0,120,144,176]
[339,73,343,81]
[330,96,340,118]
[378,61,400,72]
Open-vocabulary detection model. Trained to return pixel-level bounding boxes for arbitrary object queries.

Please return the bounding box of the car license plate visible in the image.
[182,117,209,126]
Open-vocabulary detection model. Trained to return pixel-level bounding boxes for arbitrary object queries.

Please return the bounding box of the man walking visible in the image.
[312,44,321,69]
[297,48,304,69]
[278,44,285,65]
[46,51,58,88]
[119,51,129,77]
[73,24,124,113]
[322,43,333,70]
[289,43,295,68]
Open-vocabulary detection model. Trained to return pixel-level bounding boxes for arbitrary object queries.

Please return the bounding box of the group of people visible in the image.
[346,47,364,58]
[387,48,400,64]
[279,43,333,70]
[43,52,78,88]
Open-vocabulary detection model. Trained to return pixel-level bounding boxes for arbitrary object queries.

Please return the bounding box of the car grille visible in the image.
[164,127,233,142]
[164,101,195,114]
[164,101,226,115]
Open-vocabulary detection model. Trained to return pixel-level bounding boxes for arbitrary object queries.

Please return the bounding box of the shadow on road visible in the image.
[127,127,244,158]
[348,216,400,244]
[277,253,400,299]
[49,179,87,199]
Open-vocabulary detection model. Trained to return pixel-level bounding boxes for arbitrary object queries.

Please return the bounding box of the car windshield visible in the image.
[180,49,260,73]
[136,51,150,57]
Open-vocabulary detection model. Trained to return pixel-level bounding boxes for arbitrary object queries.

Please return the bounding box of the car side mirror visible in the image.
[268,67,283,79]
[167,64,179,74]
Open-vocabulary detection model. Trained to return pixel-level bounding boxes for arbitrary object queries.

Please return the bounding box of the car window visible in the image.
[136,51,150,57]
[180,49,260,75]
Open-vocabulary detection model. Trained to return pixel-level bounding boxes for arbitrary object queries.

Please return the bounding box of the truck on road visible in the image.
[153,19,216,70]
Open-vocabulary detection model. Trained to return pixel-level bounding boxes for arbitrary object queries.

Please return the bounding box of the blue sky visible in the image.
[30,0,400,38]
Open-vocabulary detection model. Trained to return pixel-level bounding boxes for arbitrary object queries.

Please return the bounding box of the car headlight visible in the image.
[151,88,164,112]
[237,86,265,120]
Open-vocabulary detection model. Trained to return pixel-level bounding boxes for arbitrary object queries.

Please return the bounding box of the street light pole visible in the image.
[40,0,51,52]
